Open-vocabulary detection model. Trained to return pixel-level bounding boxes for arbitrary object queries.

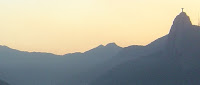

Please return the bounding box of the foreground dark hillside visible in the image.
[0,80,9,85]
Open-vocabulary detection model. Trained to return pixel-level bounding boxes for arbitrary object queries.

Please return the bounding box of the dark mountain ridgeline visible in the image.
[0,35,167,85]
[0,43,122,85]
[90,12,200,85]
[66,34,168,85]
[1,11,200,85]
[167,12,200,57]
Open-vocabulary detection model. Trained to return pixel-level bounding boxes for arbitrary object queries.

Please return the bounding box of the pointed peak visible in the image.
[97,44,104,48]
[105,42,118,47]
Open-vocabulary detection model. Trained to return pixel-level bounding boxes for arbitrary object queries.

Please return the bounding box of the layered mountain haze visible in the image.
[0,43,122,85]
[1,11,200,85]
[70,35,168,85]
[90,12,200,85]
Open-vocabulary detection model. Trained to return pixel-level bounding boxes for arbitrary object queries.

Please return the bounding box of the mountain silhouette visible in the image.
[0,43,122,85]
[90,12,200,85]
[167,12,200,57]
[71,35,168,85]
[2,11,200,85]
[83,43,122,59]
[61,43,122,85]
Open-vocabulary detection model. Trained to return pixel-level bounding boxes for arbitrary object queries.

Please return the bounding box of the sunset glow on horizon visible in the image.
[0,0,200,55]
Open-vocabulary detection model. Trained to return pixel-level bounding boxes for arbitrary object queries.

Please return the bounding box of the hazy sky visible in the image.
[0,0,199,55]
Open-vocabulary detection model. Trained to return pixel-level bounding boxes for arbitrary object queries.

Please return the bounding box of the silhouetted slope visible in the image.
[73,35,167,85]
[90,12,200,85]
[167,12,200,57]
[166,12,200,84]
[60,43,122,85]
[83,43,122,60]
[0,43,122,85]
[117,35,167,58]
[62,43,122,68]
[0,45,57,57]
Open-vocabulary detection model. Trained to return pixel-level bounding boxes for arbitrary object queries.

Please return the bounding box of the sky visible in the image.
[0,0,200,55]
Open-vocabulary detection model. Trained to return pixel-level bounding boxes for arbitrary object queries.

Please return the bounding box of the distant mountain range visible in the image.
[0,42,122,85]
[90,12,200,85]
[1,11,200,85]
[70,35,168,85]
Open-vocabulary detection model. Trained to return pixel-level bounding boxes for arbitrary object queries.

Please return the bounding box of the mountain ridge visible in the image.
[2,10,198,85]
[90,11,200,85]
[0,42,122,85]
[0,42,121,56]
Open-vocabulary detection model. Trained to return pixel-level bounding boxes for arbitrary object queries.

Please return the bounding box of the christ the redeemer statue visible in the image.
[182,8,184,12]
